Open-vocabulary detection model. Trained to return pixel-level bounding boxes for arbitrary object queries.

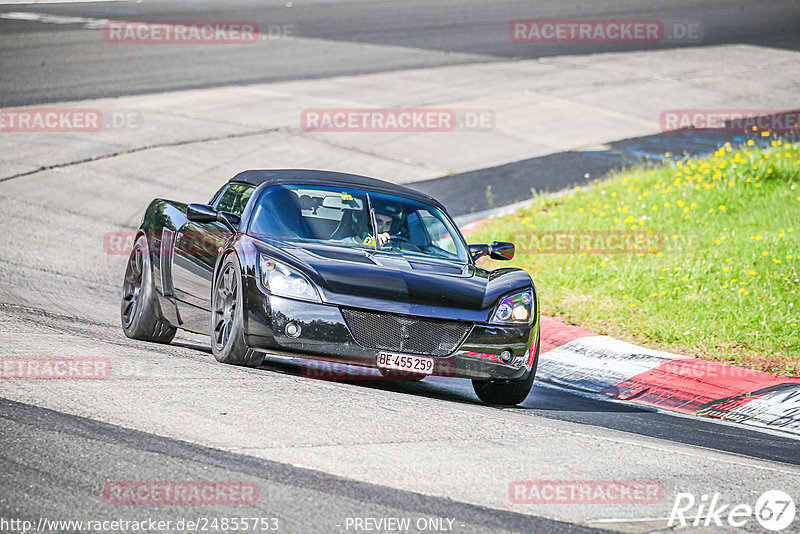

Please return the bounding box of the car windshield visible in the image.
[248,184,468,262]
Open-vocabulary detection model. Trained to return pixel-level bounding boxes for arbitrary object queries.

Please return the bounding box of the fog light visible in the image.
[285,322,301,338]
[500,349,513,363]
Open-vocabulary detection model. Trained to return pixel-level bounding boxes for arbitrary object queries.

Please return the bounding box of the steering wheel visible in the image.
[383,235,422,252]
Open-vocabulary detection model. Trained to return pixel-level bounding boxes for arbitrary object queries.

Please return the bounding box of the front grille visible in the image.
[341,308,471,356]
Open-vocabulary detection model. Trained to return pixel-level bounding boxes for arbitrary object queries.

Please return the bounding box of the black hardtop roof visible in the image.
[230,169,438,204]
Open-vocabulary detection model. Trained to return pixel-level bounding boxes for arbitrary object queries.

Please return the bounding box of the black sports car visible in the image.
[121,170,540,405]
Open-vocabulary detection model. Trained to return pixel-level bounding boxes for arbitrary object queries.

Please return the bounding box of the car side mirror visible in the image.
[187,203,218,223]
[187,203,238,232]
[468,244,490,262]
[489,241,515,261]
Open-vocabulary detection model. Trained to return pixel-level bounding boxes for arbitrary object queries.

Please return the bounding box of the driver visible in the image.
[332,203,402,248]
[373,204,401,247]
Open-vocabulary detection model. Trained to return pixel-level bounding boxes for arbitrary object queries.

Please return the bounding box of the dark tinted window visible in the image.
[212,183,255,216]
[249,185,466,262]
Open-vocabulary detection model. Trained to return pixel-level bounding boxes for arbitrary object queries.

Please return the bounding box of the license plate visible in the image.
[376,352,435,375]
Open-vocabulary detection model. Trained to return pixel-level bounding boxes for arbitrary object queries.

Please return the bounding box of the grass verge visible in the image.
[471,138,800,376]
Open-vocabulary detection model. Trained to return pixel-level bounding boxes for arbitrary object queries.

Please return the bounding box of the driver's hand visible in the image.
[377,232,391,247]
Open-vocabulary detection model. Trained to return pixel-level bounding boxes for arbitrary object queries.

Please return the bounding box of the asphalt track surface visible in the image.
[0,0,799,106]
[2,1,800,533]
[0,399,600,534]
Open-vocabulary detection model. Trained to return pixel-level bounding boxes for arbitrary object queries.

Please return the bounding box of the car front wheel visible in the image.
[472,341,538,406]
[211,255,263,367]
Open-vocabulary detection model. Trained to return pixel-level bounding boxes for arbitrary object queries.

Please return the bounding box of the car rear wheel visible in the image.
[121,234,177,343]
[211,255,264,367]
[472,341,539,406]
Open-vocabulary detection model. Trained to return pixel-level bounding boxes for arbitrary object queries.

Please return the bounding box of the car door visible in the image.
[171,183,254,331]
[172,219,231,310]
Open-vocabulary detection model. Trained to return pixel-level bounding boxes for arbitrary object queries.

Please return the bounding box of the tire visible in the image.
[121,233,177,344]
[472,341,539,406]
[210,255,264,367]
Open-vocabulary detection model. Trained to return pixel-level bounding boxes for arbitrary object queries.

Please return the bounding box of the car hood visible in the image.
[253,238,532,322]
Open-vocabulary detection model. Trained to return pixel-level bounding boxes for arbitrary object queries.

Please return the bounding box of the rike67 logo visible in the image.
[669,490,796,531]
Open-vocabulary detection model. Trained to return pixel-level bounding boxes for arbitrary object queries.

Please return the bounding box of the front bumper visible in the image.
[241,275,538,380]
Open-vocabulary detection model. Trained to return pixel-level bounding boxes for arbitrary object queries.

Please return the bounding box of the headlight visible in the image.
[490,289,534,325]
[259,254,320,303]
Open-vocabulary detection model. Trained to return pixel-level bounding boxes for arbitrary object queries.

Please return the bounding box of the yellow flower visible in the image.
[748,270,756,275]
[762,251,769,256]
[577,208,584,213]
[718,205,725,211]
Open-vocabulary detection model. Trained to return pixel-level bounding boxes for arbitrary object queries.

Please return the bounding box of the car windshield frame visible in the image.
[246,183,469,263]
